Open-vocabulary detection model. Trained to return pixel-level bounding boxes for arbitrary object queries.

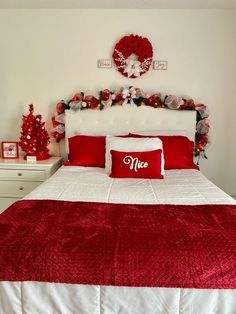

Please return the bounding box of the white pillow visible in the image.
[75,131,129,136]
[106,136,165,175]
[131,130,191,138]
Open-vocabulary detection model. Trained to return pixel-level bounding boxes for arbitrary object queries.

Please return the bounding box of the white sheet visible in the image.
[1,167,235,314]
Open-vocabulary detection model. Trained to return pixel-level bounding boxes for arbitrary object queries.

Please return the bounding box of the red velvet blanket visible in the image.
[0,200,235,289]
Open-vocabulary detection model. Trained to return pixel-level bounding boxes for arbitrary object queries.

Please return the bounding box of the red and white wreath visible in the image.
[112,34,153,78]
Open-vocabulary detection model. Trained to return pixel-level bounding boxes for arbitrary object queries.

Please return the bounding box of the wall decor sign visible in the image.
[112,34,153,78]
[153,60,168,70]
[97,59,113,68]
[1,142,19,159]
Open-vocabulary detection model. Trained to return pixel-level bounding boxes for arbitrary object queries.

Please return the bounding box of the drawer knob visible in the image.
[18,173,22,176]
[19,187,24,191]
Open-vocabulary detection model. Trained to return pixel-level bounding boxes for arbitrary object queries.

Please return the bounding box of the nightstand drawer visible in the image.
[0,169,45,181]
[0,180,41,197]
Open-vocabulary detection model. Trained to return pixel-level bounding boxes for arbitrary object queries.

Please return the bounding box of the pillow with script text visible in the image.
[110,149,163,179]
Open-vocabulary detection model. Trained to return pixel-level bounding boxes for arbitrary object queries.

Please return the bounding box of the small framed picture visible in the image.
[97,59,113,68]
[1,142,19,159]
[153,60,168,70]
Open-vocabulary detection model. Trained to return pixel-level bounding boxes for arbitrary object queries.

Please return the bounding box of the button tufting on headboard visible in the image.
[65,106,196,153]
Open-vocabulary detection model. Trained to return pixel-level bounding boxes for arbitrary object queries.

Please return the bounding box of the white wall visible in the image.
[0,9,236,195]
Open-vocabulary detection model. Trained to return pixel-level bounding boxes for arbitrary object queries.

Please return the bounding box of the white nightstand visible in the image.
[0,157,62,213]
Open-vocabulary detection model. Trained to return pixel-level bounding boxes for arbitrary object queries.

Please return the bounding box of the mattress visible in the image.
[0,166,235,314]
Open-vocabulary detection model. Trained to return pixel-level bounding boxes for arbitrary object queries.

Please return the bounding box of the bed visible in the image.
[0,105,235,314]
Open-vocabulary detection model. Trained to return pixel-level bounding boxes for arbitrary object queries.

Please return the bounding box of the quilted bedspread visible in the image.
[0,199,235,289]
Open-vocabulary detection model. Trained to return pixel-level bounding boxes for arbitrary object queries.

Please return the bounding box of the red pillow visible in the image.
[129,134,199,170]
[110,149,164,179]
[65,135,105,167]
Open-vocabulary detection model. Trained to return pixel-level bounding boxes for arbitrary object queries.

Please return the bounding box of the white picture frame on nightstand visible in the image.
[1,142,19,159]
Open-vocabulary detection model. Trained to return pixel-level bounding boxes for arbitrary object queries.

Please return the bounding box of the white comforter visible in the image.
[25,166,236,205]
[0,167,235,314]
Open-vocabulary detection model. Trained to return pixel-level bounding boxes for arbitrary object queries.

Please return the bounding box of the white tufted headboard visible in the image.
[65,105,196,153]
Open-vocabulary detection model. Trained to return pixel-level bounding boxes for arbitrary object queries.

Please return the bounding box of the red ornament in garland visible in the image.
[19,104,51,160]
[112,34,153,78]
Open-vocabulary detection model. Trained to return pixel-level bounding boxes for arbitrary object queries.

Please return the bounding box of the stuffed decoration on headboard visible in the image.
[51,87,209,161]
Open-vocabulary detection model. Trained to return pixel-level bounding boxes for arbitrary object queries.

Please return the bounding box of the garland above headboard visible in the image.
[52,86,209,160]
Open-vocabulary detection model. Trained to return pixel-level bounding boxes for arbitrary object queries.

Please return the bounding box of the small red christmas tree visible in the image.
[19,104,51,160]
